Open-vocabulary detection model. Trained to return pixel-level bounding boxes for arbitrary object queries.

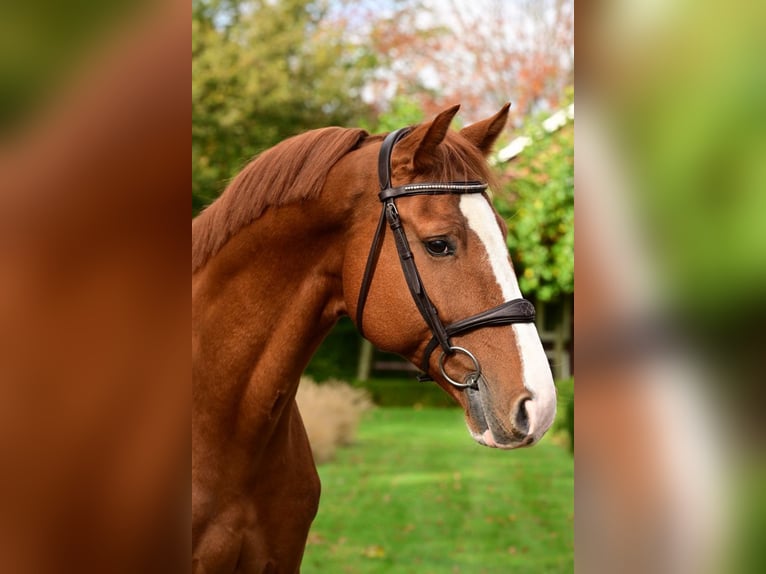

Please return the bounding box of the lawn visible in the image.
[302,407,574,573]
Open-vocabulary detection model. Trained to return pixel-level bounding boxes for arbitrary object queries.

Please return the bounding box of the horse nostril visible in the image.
[513,397,531,436]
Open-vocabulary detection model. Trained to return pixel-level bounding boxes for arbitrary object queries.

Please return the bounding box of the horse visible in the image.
[191,104,557,573]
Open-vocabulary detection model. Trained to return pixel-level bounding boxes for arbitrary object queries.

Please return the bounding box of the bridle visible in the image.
[355,127,537,388]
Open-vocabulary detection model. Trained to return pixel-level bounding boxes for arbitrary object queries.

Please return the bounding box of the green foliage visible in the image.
[355,377,457,408]
[304,407,574,572]
[360,94,426,133]
[494,95,574,301]
[192,0,376,214]
[304,318,361,382]
[0,1,137,134]
[612,2,766,320]
[553,377,574,453]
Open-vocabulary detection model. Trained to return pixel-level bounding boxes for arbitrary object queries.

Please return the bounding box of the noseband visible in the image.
[355,127,537,388]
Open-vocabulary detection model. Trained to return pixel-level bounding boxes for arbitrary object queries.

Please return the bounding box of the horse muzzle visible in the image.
[465,376,556,449]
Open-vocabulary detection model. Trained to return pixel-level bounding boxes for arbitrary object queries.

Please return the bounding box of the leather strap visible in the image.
[377,127,410,190]
[357,128,412,338]
[379,181,488,202]
[417,298,536,380]
[355,206,388,337]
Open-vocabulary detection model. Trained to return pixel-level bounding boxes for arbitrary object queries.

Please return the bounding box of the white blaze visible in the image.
[459,194,557,439]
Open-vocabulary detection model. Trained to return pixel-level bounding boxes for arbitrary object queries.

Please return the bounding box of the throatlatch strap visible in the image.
[355,207,388,338]
[356,128,412,338]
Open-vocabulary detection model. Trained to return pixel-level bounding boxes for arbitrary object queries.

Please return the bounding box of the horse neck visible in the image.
[192,198,349,446]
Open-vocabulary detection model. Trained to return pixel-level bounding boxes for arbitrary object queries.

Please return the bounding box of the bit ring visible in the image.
[438,346,482,388]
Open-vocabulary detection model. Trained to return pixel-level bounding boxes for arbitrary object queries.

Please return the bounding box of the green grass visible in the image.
[302,408,573,573]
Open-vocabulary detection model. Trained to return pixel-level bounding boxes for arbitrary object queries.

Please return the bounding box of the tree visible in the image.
[364,0,573,127]
[192,0,376,213]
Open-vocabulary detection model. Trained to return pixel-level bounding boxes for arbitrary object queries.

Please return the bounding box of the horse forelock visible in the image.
[192,126,369,273]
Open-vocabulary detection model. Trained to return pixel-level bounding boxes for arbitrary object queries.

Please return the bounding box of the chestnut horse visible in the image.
[192,105,557,573]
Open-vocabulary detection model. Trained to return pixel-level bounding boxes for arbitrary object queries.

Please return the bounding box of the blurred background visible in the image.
[193,1,574,571]
[1,2,188,572]
[576,1,766,573]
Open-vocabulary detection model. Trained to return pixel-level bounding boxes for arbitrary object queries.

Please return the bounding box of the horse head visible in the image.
[343,104,557,449]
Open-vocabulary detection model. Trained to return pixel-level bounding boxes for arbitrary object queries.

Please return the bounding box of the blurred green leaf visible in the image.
[192,0,376,214]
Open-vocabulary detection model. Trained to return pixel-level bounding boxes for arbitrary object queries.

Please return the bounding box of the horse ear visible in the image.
[460,103,511,156]
[411,104,461,171]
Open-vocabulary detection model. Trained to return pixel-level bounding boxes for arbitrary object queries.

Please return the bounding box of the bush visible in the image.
[357,377,458,407]
[296,377,373,464]
[553,377,574,452]
[303,318,361,382]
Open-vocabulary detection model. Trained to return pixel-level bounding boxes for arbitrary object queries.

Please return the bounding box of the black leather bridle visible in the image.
[355,127,537,388]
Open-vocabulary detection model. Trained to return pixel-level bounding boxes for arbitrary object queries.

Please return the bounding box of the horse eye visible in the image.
[425,239,454,257]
